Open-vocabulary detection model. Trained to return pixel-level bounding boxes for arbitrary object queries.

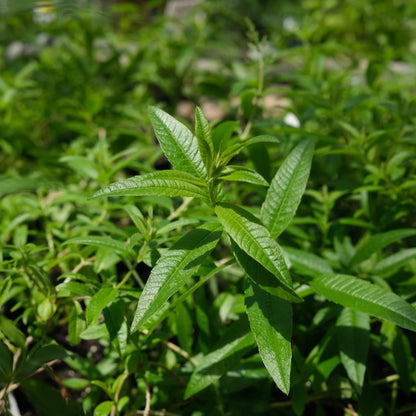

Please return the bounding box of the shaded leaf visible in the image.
[381,322,413,395]
[91,170,210,201]
[212,120,239,152]
[185,317,255,398]
[123,204,148,235]
[282,246,333,278]
[60,156,98,179]
[373,248,416,275]
[245,279,292,394]
[86,287,118,326]
[261,138,314,238]
[349,229,416,267]
[0,341,13,383]
[336,308,370,394]
[0,315,26,348]
[69,300,86,345]
[149,106,207,180]
[103,300,128,355]
[20,379,82,416]
[311,274,416,331]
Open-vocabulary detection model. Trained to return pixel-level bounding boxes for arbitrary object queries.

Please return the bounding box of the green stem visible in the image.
[168,197,193,221]
[116,243,148,289]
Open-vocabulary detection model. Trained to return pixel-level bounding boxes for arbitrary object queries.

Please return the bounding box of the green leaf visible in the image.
[64,236,133,257]
[0,341,13,383]
[61,378,90,390]
[0,315,26,348]
[218,165,269,186]
[86,287,118,326]
[215,203,301,302]
[311,274,416,332]
[91,170,209,201]
[220,135,279,166]
[231,240,299,302]
[245,280,292,394]
[20,379,82,416]
[0,176,40,197]
[381,322,413,395]
[123,204,148,235]
[247,143,270,182]
[195,106,213,172]
[261,138,314,238]
[148,106,207,180]
[282,246,333,279]
[373,248,416,275]
[131,222,222,332]
[336,308,370,394]
[185,318,255,398]
[212,120,239,152]
[103,300,128,355]
[69,301,86,345]
[80,324,109,340]
[60,156,99,179]
[349,229,416,267]
[176,302,193,353]
[93,401,114,416]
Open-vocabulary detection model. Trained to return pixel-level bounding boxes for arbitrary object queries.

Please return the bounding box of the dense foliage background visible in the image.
[1,1,416,415]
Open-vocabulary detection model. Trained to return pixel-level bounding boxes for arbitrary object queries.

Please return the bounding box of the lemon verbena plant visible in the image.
[91,106,416,399]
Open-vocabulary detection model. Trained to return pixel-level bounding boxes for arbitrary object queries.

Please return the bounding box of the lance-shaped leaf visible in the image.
[195,106,213,173]
[149,106,208,180]
[185,317,255,398]
[215,203,301,303]
[282,246,333,279]
[232,240,300,302]
[218,165,269,187]
[64,236,134,256]
[373,248,416,275]
[245,279,292,394]
[131,222,222,332]
[86,287,118,326]
[311,274,416,332]
[349,229,416,267]
[261,138,314,238]
[381,322,413,395]
[91,170,210,201]
[220,135,280,166]
[336,308,370,394]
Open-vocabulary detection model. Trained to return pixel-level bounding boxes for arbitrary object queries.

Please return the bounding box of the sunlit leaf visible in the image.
[149,106,208,180]
[91,170,210,201]
[261,138,314,238]
[219,165,269,186]
[245,280,292,394]
[64,236,133,257]
[215,203,301,302]
[131,222,222,332]
[311,274,416,331]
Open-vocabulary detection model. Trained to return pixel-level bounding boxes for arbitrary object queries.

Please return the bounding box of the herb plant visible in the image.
[1,1,416,415]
